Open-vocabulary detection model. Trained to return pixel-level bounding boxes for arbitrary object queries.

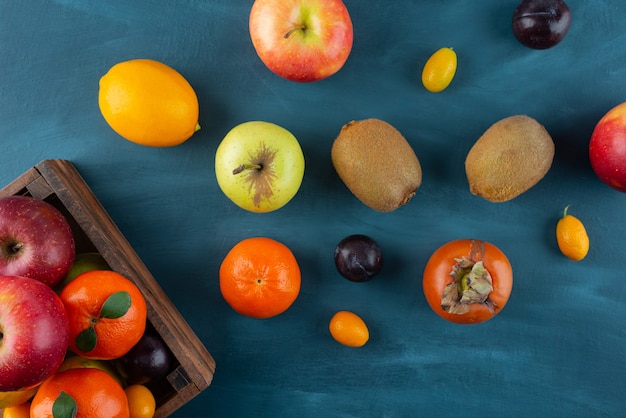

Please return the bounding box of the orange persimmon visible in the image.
[422,239,513,324]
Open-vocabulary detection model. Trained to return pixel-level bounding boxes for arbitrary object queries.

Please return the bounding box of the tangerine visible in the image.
[30,368,129,418]
[98,59,200,147]
[219,237,301,319]
[59,270,147,360]
[556,205,590,261]
[124,385,156,418]
[329,311,369,348]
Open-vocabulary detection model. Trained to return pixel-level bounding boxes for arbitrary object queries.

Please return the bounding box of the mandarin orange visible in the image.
[219,237,301,319]
[30,368,129,418]
[59,270,147,360]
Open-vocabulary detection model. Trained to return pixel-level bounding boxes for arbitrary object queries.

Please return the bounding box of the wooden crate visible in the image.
[0,159,215,417]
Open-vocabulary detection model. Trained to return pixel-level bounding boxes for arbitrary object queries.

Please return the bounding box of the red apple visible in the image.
[589,102,626,192]
[0,196,75,287]
[249,0,353,82]
[0,275,70,393]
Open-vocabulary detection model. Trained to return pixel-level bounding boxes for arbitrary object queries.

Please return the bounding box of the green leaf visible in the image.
[100,291,131,319]
[75,326,97,353]
[52,391,77,418]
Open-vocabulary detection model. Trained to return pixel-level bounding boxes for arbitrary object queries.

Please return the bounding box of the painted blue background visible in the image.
[1,1,625,417]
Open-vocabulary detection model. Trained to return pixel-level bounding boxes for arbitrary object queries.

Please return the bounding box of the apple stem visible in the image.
[284,24,306,39]
[233,163,262,175]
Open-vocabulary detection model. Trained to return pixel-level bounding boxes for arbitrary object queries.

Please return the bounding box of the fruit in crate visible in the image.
[0,276,70,395]
[0,196,75,288]
[58,252,111,290]
[98,59,200,147]
[331,118,422,212]
[215,121,305,213]
[60,270,147,360]
[512,0,571,49]
[249,0,353,82]
[125,384,156,418]
[465,115,554,202]
[30,368,130,418]
[57,354,125,387]
[589,101,626,192]
[0,387,38,411]
[334,234,383,282]
[115,330,174,385]
[1,400,32,417]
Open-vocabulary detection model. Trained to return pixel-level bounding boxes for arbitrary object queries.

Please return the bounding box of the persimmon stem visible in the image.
[233,163,262,175]
[441,258,495,315]
[284,24,306,39]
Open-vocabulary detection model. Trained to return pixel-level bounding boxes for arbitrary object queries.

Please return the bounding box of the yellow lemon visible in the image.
[98,59,200,147]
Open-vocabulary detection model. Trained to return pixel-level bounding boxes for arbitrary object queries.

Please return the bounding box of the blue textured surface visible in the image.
[2,1,626,417]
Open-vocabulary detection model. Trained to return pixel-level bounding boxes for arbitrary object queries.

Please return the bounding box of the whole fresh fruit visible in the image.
[57,252,111,290]
[423,239,513,324]
[0,195,75,288]
[334,234,383,282]
[465,115,554,202]
[115,331,173,385]
[60,270,147,360]
[589,101,626,192]
[0,386,38,410]
[98,59,200,147]
[215,121,305,213]
[0,276,69,393]
[57,354,125,387]
[512,0,571,49]
[220,237,301,319]
[556,206,589,261]
[422,47,457,93]
[329,311,369,348]
[331,119,422,212]
[1,399,32,417]
[125,384,156,418]
[249,0,353,82]
[30,368,129,418]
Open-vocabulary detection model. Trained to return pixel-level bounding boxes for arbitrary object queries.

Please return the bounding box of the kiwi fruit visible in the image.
[331,118,422,212]
[465,115,554,202]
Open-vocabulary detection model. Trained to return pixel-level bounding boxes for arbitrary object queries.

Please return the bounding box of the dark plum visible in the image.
[334,234,383,282]
[512,0,571,49]
[115,331,174,385]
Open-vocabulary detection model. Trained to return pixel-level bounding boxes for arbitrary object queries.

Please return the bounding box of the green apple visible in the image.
[215,121,305,213]
[56,252,111,290]
[57,354,125,387]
